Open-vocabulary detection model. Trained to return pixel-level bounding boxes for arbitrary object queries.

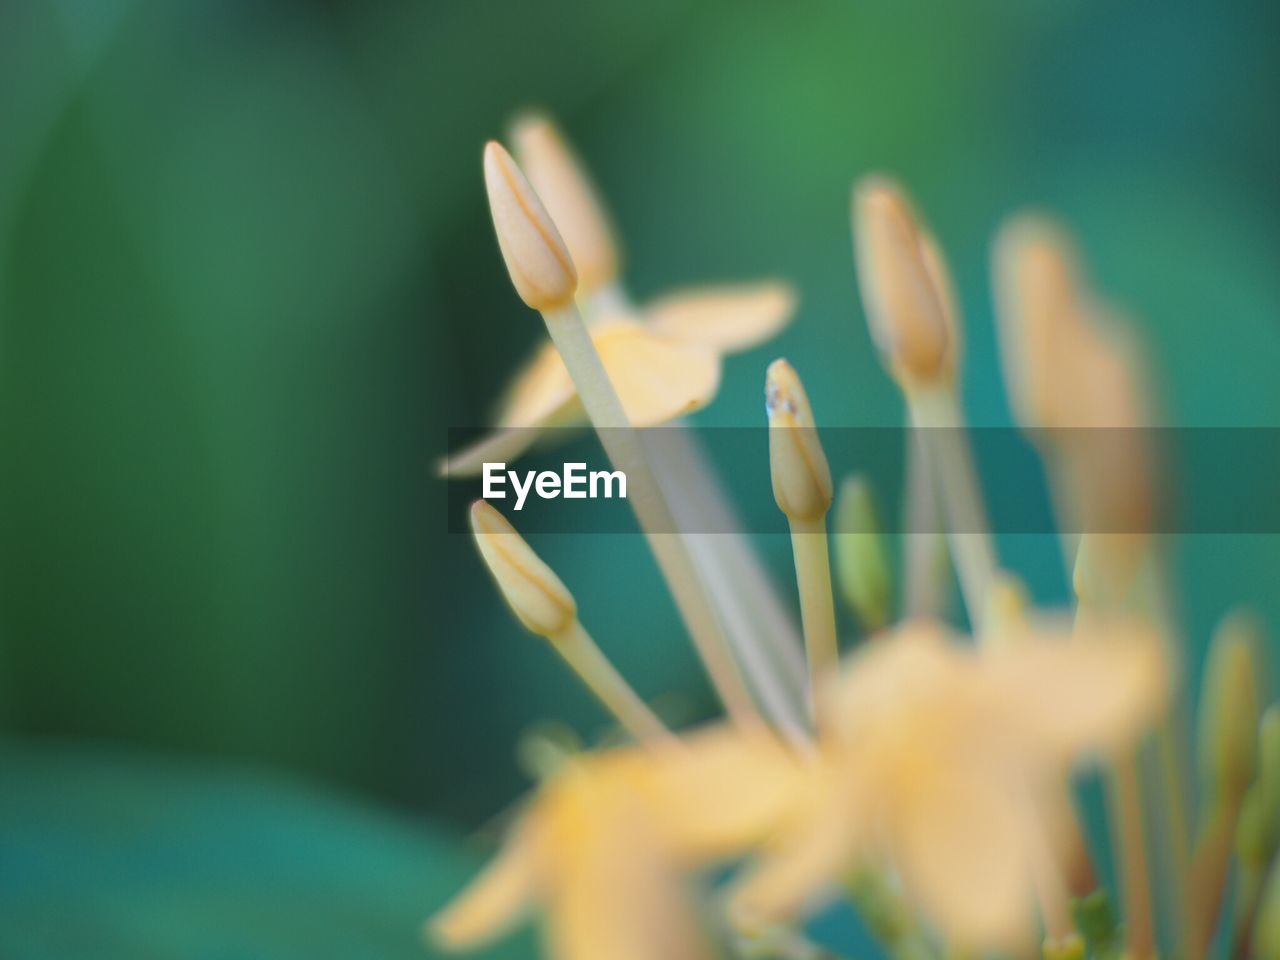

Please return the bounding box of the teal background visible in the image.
[1,0,1278,956]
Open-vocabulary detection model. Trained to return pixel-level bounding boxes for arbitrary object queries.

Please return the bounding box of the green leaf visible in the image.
[0,739,537,960]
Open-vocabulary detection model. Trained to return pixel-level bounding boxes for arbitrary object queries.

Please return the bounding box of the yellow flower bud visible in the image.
[470,500,576,638]
[1198,612,1262,801]
[832,475,891,630]
[852,176,954,388]
[482,141,578,311]
[766,359,832,523]
[511,113,620,295]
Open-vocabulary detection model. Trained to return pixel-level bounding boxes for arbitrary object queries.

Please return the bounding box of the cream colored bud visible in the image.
[852,176,953,387]
[470,500,576,638]
[766,359,833,522]
[1198,612,1262,801]
[991,214,1082,432]
[482,141,578,311]
[833,475,891,630]
[511,113,620,294]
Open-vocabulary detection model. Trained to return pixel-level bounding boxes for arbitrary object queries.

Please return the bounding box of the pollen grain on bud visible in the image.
[852,176,953,388]
[766,359,833,523]
[470,499,576,638]
[511,113,620,295]
[483,140,578,311]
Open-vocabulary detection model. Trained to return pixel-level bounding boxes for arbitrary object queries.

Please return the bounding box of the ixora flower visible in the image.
[427,728,801,960]
[730,619,1170,953]
[440,114,796,477]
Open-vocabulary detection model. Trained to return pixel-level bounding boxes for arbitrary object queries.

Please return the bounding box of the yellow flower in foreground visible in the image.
[429,727,800,960]
[731,619,1169,952]
[441,114,796,476]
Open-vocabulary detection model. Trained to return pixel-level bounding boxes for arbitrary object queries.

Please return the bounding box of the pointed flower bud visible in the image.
[511,113,620,295]
[833,475,891,630]
[766,359,832,523]
[483,141,578,311]
[1198,612,1262,801]
[470,500,576,638]
[991,215,1082,432]
[852,177,954,388]
[1237,706,1280,868]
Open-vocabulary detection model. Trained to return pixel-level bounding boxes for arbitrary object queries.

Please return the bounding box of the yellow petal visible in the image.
[499,321,721,428]
[548,805,710,960]
[427,824,541,949]
[592,322,721,426]
[438,426,544,478]
[889,760,1038,952]
[643,727,804,862]
[645,283,797,353]
[443,321,719,477]
[983,620,1169,762]
[728,777,864,930]
[494,341,580,429]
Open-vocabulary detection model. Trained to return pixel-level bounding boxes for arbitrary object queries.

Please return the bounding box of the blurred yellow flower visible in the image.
[731,619,1169,952]
[441,112,796,477]
[428,726,800,960]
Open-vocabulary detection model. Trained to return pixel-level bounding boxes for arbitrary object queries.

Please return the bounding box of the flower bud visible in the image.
[1198,612,1262,802]
[833,475,891,630]
[1256,856,1280,959]
[470,500,576,638]
[1237,706,1280,868]
[852,177,954,387]
[483,141,578,311]
[511,113,620,294]
[766,360,832,523]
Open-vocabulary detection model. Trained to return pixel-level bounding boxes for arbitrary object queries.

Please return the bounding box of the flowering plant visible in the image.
[433,116,1280,960]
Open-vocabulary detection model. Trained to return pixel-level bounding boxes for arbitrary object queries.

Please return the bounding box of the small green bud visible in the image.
[1042,933,1086,960]
[1237,705,1280,867]
[1070,890,1122,960]
[1256,856,1280,959]
[1197,612,1262,802]
[833,475,892,631]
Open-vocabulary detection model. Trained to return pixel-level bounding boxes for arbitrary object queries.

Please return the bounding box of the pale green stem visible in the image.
[905,386,997,633]
[550,620,672,744]
[789,516,838,725]
[902,419,949,620]
[540,303,759,727]
[645,423,809,739]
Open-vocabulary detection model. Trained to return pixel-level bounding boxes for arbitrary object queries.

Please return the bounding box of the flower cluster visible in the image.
[433,115,1280,960]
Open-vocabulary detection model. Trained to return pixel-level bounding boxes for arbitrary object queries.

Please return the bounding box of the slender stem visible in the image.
[645,424,809,737]
[540,303,759,727]
[906,387,998,633]
[552,620,672,744]
[1108,752,1156,959]
[789,516,838,724]
[902,421,949,620]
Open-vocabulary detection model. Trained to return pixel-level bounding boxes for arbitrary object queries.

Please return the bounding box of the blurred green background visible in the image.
[2,0,1279,956]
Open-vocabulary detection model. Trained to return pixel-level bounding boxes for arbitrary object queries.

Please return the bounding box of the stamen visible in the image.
[1188,612,1262,957]
[766,360,838,723]
[851,176,996,632]
[470,501,670,744]
[1234,706,1280,957]
[482,142,577,311]
[482,144,760,729]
